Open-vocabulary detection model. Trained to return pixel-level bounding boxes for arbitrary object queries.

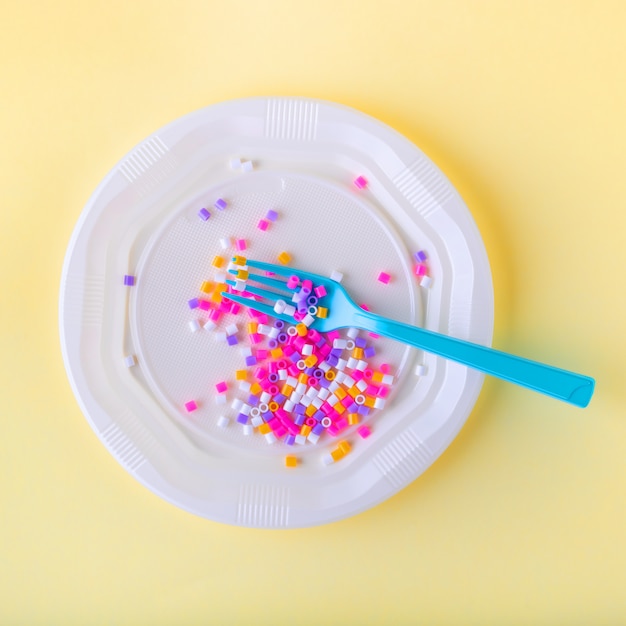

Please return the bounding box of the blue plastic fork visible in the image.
[224,259,595,408]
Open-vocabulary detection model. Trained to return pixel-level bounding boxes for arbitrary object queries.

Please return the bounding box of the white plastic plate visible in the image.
[60,98,493,527]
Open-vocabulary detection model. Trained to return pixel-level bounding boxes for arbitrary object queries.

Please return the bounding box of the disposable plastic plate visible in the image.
[59,97,493,527]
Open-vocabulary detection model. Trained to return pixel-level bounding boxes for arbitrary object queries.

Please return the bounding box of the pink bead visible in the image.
[326,330,340,341]
[352,370,364,381]
[357,425,372,439]
[377,272,391,284]
[359,303,370,311]
[230,303,241,315]
[354,175,368,189]
[184,400,197,412]
[235,239,247,251]
[414,264,427,277]
[377,386,389,398]
[287,275,300,289]
[314,285,327,298]
[199,299,211,310]
[209,309,221,321]
[380,363,391,374]
[215,381,228,394]
[257,219,269,231]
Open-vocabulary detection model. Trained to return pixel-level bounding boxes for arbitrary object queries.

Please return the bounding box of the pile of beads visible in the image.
[188,256,396,456]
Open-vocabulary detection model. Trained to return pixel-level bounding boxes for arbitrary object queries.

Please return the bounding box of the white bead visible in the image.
[229,157,242,169]
[322,453,334,465]
[295,434,307,445]
[302,344,313,356]
[415,364,427,376]
[260,392,271,403]
[240,404,251,415]
[124,355,137,367]
[318,361,331,372]
[250,415,263,427]
[214,332,227,343]
[355,360,368,371]
[283,400,295,412]
[214,271,226,283]
[302,314,315,327]
[203,319,216,331]
[242,425,253,436]
[346,328,359,338]
[264,432,277,444]
[284,304,296,316]
[239,381,251,392]
[240,347,252,357]
[219,237,232,249]
[295,383,307,395]
[231,398,243,411]
[329,270,343,282]
[420,275,432,288]
[374,398,386,409]
[381,374,394,385]
[188,320,201,333]
[268,327,279,339]
[336,358,347,371]
[328,381,340,392]
[241,160,254,172]
[347,357,358,369]
[215,395,227,405]
[225,323,238,336]
[342,375,355,388]
[286,376,298,387]
[317,388,330,400]
[217,415,229,428]
[307,433,320,444]
[327,395,339,406]
[334,371,346,384]
[311,397,323,409]
[356,380,368,392]
[257,324,272,335]
[333,339,348,349]
[300,395,312,407]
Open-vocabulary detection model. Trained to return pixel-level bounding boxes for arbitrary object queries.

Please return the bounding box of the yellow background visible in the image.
[1,1,625,624]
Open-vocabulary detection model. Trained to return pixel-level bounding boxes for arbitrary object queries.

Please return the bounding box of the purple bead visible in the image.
[306,296,318,306]
[245,355,257,366]
[304,367,315,375]
[262,411,273,421]
[277,333,288,344]
[274,393,286,404]
[236,413,248,424]
[294,404,306,415]
[268,339,278,349]
[313,410,324,422]
[326,355,338,367]
[318,377,330,389]
[227,335,238,346]
[413,250,428,262]
[357,405,370,416]
[312,423,325,435]
[123,274,135,286]
[316,338,327,348]
[348,402,359,413]
[214,198,227,210]
[268,373,279,383]
[285,434,296,446]
[355,337,367,348]
[289,352,301,363]
[198,208,210,221]
[313,369,324,379]
[188,298,199,309]
[248,394,259,406]
[294,413,306,425]
[330,348,343,358]
[364,347,376,358]
[274,319,285,329]
[266,209,278,222]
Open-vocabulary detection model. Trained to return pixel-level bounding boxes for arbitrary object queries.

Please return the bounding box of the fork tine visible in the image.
[225,279,281,302]
[223,292,292,323]
[229,270,292,295]
[245,258,330,287]
[245,259,294,278]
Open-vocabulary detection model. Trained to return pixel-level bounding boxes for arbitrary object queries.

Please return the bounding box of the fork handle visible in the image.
[353,311,594,407]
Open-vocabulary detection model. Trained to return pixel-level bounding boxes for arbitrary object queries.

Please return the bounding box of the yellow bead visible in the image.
[305,404,317,417]
[258,423,271,435]
[232,255,246,265]
[277,251,291,265]
[237,269,249,280]
[296,323,308,337]
[200,280,214,294]
[298,373,309,384]
[353,347,364,359]
[334,402,346,414]
[212,255,225,268]
[281,384,294,396]
[325,370,336,381]
[247,322,258,334]
[285,455,298,468]
[316,306,328,318]
[249,383,262,395]
[235,369,247,381]
[334,387,347,400]
[301,424,312,437]
[271,348,283,359]
[268,402,279,412]
[304,354,318,368]
[331,448,345,462]
[348,386,360,398]
[347,413,359,425]
[372,371,384,383]
[338,440,351,455]
[364,396,376,408]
